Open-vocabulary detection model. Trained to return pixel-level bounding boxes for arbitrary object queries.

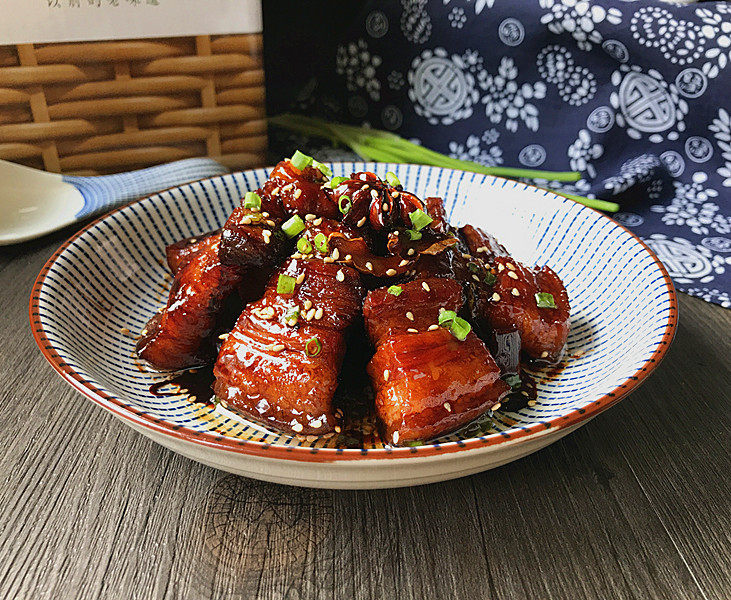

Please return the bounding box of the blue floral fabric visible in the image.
[268,0,731,307]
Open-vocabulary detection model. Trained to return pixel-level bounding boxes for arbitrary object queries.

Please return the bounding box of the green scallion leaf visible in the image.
[281,214,305,238]
[405,229,422,241]
[468,262,480,273]
[535,292,557,309]
[385,171,401,187]
[409,209,433,231]
[503,374,521,390]
[314,232,328,254]
[277,274,296,295]
[243,191,261,210]
[290,150,313,170]
[438,310,457,326]
[449,316,471,341]
[312,160,332,178]
[305,336,322,357]
[484,271,497,286]
[387,285,403,296]
[403,440,424,447]
[296,236,313,254]
[338,194,352,214]
[327,176,348,189]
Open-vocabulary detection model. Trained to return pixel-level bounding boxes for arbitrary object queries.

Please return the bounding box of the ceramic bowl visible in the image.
[30,163,677,488]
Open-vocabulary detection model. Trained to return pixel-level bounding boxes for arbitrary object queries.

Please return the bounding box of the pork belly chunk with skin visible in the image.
[165,230,219,275]
[137,233,242,370]
[213,257,364,436]
[363,277,509,445]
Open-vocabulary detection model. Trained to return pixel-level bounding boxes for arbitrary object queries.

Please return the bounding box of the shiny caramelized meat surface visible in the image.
[137,234,242,370]
[213,257,364,435]
[166,230,219,275]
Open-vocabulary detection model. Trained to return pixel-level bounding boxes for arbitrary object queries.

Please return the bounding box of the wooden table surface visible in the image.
[1,227,729,600]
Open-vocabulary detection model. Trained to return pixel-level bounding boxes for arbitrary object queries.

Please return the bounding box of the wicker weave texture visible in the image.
[0,34,267,175]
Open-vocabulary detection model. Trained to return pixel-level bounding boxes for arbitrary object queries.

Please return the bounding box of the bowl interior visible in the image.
[34,163,675,452]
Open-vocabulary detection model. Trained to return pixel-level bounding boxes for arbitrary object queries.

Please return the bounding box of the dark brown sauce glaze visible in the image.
[149,365,216,408]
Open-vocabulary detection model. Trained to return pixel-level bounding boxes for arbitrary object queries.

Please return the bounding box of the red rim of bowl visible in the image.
[29,170,678,463]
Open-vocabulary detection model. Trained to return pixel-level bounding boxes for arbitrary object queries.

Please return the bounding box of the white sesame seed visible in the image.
[383,369,390,381]
[428,324,438,331]
[508,271,518,280]
[492,403,501,411]
[292,252,302,259]
[189,395,197,402]
[444,402,452,412]
[292,422,303,432]
[296,272,306,284]
[399,259,409,267]
[271,344,285,352]
[498,263,504,272]
[439,307,445,313]
[311,419,322,429]
[262,212,269,218]
[305,308,316,321]
[477,246,487,253]
[218,333,229,340]
[386,268,397,276]
[528,400,537,407]
[461,253,471,260]
[392,431,399,444]
[345,254,352,262]
[541,351,549,358]
[382,202,388,211]
[512,288,520,296]
[331,248,340,260]
[141,328,148,335]
[506,262,515,271]
[323,256,334,263]
[266,220,276,227]
[492,292,501,302]
[407,248,415,256]
[357,217,367,227]
[310,218,321,226]
[407,328,418,333]
[305,213,316,221]
[392,191,400,198]
[406,311,414,321]
[304,300,312,310]
[242,217,252,225]
[314,307,324,320]
[365,261,373,271]
[370,189,378,199]
[334,425,342,433]
[336,270,345,282]
[521,390,529,397]
[293,188,302,199]
[422,282,430,292]
[271,187,280,196]
[472,274,480,282]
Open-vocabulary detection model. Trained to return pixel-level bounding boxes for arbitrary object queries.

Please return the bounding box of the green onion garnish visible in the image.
[387,285,403,296]
[403,440,424,447]
[409,209,433,231]
[284,306,300,324]
[484,272,497,286]
[314,232,328,254]
[277,274,296,295]
[243,191,261,210]
[281,214,305,238]
[312,160,332,178]
[535,292,557,309]
[305,336,322,357]
[504,374,521,390]
[290,150,313,170]
[438,310,457,326]
[468,262,480,273]
[406,229,422,241]
[327,176,348,189]
[338,195,352,214]
[296,236,313,254]
[438,310,471,341]
[385,171,401,187]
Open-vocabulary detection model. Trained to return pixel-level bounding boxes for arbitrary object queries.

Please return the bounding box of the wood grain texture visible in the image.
[0,229,729,600]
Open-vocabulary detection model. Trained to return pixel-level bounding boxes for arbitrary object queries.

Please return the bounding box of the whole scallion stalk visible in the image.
[269,114,619,212]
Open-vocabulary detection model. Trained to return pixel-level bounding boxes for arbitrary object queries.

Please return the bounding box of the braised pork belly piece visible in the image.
[363,277,509,445]
[213,244,364,435]
[137,233,243,370]
[166,230,220,275]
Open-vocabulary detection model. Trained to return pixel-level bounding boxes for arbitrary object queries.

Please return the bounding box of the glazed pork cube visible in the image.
[165,230,219,274]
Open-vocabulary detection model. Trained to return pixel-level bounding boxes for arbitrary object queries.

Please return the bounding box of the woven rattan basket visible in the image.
[0,34,266,175]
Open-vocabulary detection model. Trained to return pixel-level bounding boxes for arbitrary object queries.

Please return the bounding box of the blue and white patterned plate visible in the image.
[30,163,677,489]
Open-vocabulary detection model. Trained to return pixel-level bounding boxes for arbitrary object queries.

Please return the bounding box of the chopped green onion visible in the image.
[305,336,322,357]
[296,236,313,254]
[468,262,480,273]
[284,306,300,324]
[483,272,497,286]
[385,171,401,187]
[449,316,471,341]
[314,232,328,254]
[290,150,313,170]
[281,214,305,238]
[243,191,261,210]
[503,374,521,390]
[405,229,422,241]
[277,274,296,295]
[338,195,352,214]
[438,310,457,326]
[409,209,433,231]
[387,285,403,296]
[535,292,557,309]
[312,160,332,178]
[403,440,424,447]
[327,176,348,189]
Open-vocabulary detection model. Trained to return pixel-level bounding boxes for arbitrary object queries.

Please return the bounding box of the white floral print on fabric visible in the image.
[643,233,730,285]
[685,288,730,308]
[630,6,710,66]
[709,108,731,187]
[537,45,597,106]
[448,130,504,166]
[539,0,622,51]
[603,154,664,195]
[336,39,382,101]
[610,64,688,143]
[568,129,604,178]
[408,48,480,125]
[695,5,731,79]
[478,57,546,132]
[449,7,467,29]
[443,0,495,16]
[651,174,728,236]
[401,0,432,44]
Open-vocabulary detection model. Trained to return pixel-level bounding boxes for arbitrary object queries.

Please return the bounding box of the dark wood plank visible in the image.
[0,233,729,600]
